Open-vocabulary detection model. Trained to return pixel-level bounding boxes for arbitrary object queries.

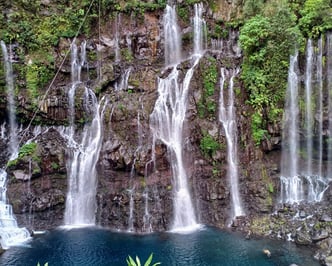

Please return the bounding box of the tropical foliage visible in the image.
[126,253,161,266]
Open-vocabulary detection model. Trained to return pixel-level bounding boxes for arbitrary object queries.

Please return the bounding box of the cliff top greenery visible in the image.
[240,0,332,144]
[0,0,332,144]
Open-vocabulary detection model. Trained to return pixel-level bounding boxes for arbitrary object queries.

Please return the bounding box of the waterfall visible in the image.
[316,38,323,178]
[114,13,121,62]
[280,36,331,204]
[149,3,206,232]
[127,187,135,232]
[71,41,86,84]
[114,67,131,91]
[0,170,30,249]
[0,41,30,249]
[150,58,201,232]
[280,51,302,203]
[328,33,332,178]
[63,41,107,226]
[218,68,244,218]
[305,39,313,176]
[193,3,206,55]
[1,41,18,158]
[64,92,107,226]
[164,5,181,65]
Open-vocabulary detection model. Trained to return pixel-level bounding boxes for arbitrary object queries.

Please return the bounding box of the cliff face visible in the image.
[2,1,332,262]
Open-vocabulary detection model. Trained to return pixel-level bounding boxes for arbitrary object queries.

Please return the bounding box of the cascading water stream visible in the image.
[280,51,302,203]
[316,38,323,178]
[114,13,121,63]
[150,56,201,232]
[0,41,30,249]
[328,33,332,178]
[114,67,132,91]
[305,39,313,176]
[63,41,108,226]
[149,3,207,232]
[163,5,181,66]
[218,68,244,218]
[193,3,206,55]
[64,93,107,226]
[280,37,331,203]
[1,41,18,158]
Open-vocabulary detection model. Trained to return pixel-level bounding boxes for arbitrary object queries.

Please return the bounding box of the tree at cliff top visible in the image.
[240,0,332,145]
[240,0,302,145]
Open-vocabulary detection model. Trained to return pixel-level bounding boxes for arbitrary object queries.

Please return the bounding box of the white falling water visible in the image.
[149,3,206,232]
[0,41,30,249]
[127,186,135,232]
[150,57,201,232]
[327,33,332,178]
[114,67,131,91]
[63,41,107,226]
[1,41,18,158]
[218,68,244,218]
[316,38,323,178]
[114,13,121,63]
[305,37,329,202]
[0,170,30,249]
[64,93,107,226]
[0,123,6,139]
[163,5,181,66]
[280,38,331,203]
[304,39,313,176]
[71,41,86,84]
[280,52,302,203]
[193,3,206,55]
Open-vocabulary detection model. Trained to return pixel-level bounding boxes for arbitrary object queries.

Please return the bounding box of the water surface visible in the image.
[0,226,319,266]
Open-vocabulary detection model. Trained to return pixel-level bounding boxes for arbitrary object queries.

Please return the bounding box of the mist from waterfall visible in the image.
[218,68,244,218]
[280,36,332,204]
[63,41,107,226]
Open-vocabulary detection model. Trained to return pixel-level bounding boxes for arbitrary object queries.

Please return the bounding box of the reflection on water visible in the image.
[0,226,319,266]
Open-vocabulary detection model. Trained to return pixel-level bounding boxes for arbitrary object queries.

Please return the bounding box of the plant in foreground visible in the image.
[126,253,161,266]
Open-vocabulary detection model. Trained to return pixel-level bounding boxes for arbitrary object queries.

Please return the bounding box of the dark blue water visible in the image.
[0,226,319,266]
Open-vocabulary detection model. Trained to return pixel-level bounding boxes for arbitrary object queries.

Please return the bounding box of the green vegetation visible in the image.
[51,162,59,170]
[298,0,332,38]
[126,253,161,266]
[240,0,332,145]
[123,0,167,16]
[7,142,39,168]
[200,132,220,158]
[37,263,48,266]
[18,142,37,158]
[198,57,218,118]
[251,112,267,145]
[239,0,302,144]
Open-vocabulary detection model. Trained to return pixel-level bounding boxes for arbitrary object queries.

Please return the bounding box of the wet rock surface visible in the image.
[0,3,330,265]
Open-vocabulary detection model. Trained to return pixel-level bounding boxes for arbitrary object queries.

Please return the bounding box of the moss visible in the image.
[250,215,271,236]
[200,131,220,158]
[198,57,218,118]
[18,142,37,158]
[51,162,59,170]
[121,49,134,62]
[6,158,18,168]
